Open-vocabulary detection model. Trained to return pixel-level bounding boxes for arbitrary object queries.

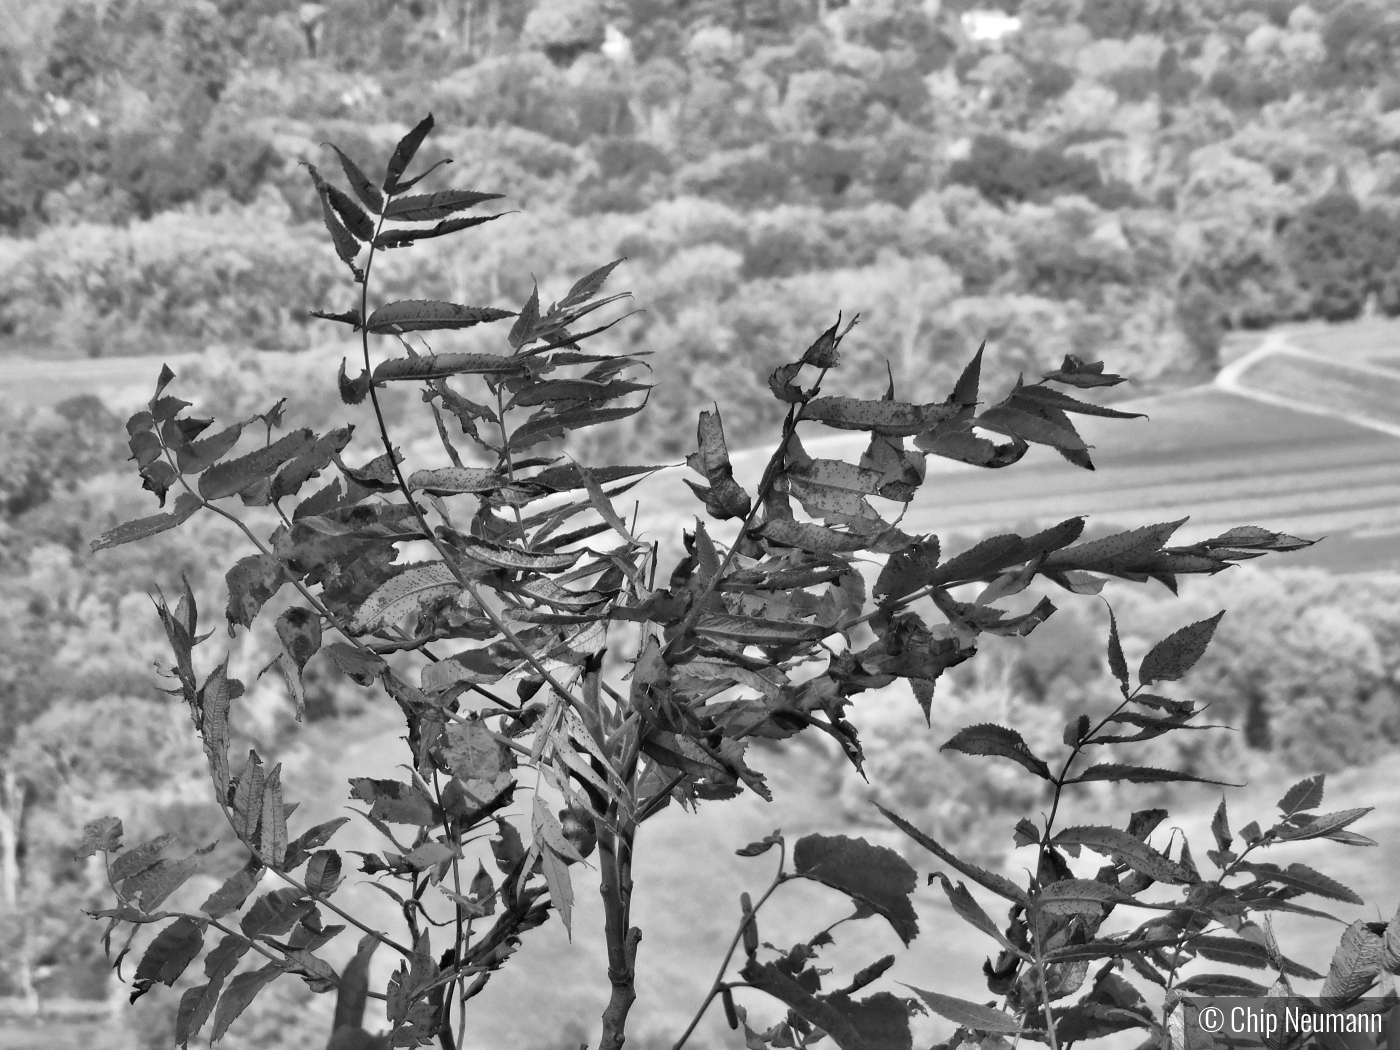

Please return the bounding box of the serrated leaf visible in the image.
[349,778,437,825]
[874,537,940,602]
[1012,384,1146,419]
[1067,763,1238,788]
[1238,862,1361,904]
[507,402,645,451]
[561,259,624,310]
[326,143,383,213]
[903,986,1020,1034]
[199,429,315,501]
[977,404,1087,451]
[801,396,959,436]
[694,613,828,644]
[134,917,204,991]
[269,427,354,503]
[366,302,517,336]
[210,964,280,1043]
[455,535,581,572]
[758,516,874,554]
[941,724,1051,779]
[1138,612,1224,685]
[1042,519,1188,573]
[407,466,507,495]
[384,188,503,221]
[1275,808,1373,842]
[197,660,234,796]
[1211,799,1232,852]
[384,113,435,192]
[1175,974,1270,997]
[1036,879,1131,917]
[304,164,363,280]
[201,859,263,918]
[91,509,181,551]
[930,872,1023,955]
[350,563,462,634]
[231,751,265,844]
[111,833,175,882]
[1052,826,1191,885]
[375,213,505,249]
[259,764,287,868]
[793,834,918,945]
[878,805,1027,904]
[1278,774,1325,816]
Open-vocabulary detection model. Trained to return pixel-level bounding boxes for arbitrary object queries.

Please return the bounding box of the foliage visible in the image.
[73,114,1397,1050]
[6,0,1400,375]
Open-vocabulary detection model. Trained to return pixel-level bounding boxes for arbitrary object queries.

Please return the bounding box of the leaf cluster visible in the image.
[82,115,1380,1050]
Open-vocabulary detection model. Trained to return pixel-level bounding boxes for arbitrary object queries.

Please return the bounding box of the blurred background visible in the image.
[1,0,1399,1047]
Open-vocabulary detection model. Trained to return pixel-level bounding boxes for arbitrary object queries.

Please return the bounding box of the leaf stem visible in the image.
[672,840,788,1050]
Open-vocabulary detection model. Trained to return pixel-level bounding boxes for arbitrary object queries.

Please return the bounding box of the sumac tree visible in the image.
[83,115,1398,1050]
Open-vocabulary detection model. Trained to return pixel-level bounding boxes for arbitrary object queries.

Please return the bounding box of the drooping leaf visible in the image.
[326,143,383,213]
[224,554,285,632]
[929,873,1023,955]
[878,805,1028,904]
[940,724,1051,780]
[366,303,517,337]
[338,359,372,405]
[210,964,281,1043]
[792,834,919,945]
[133,917,204,994]
[1137,612,1225,685]
[741,959,914,1050]
[303,163,363,281]
[1106,607,1129,689]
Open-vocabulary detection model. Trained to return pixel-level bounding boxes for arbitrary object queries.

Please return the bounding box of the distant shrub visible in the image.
[1281,186,1400,321]
[673,146,793,207]
[945,134,1134,209]
[0,210,341,356]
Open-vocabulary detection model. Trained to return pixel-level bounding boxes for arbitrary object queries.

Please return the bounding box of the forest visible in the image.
[1,1,1400,1047]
